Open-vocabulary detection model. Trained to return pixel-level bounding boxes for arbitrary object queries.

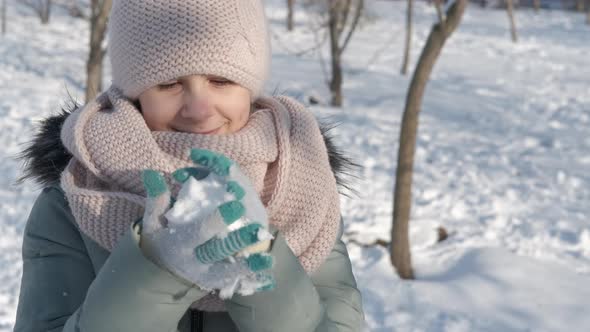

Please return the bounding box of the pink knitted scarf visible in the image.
[59,86,340,311]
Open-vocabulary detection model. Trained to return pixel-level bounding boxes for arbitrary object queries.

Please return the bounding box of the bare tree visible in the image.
[1,0,6,35]
[85,0,112,102]
[533,0,540,12]
[23,0,52,24]
[287,0,295,31]
[328,0,364,107]
[434,0,445,25]
[587,0,590,24]
[577,0,585,12]
[400,0,413,75]
[505,0,518,42]
[41,0,50,23]
[391,0,468,280]
[66,0,86,18]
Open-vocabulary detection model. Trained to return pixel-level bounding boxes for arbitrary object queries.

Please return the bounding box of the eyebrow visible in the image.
[206,75,230,80]
[159,79,179,84]
[165,75,233,83]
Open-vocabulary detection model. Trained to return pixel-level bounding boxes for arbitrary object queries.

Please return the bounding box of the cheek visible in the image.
[225,97,251,132]
[139,96,180,130]
[237,104,250,123]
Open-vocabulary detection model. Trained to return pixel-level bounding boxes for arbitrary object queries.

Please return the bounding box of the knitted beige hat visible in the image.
[108,0,271,99]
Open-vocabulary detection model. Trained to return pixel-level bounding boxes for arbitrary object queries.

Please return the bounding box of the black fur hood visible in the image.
[16,100,358,195]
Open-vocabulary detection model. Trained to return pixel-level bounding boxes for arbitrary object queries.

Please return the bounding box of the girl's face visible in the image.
[138,74,252,135]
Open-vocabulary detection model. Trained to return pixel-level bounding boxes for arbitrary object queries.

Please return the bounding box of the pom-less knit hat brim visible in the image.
[108,0,271,99]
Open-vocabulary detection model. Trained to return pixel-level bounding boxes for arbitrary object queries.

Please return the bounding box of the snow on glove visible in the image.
[139,148,275,299]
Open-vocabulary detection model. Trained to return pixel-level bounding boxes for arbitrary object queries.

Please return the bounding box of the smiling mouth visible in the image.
[173,125,224,135]
[196,127,222,135]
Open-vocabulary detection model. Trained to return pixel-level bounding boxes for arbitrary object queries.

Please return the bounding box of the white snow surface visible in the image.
[1,1,589,331]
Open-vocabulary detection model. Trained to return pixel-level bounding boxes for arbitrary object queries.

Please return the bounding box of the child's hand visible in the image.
[139,149,275,298]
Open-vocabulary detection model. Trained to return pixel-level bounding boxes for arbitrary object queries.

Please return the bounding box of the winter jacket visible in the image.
[13,106,365,332]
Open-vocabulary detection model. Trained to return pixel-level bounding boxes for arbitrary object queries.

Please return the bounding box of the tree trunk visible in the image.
[587,0,590,24]
[506,0,518,43]
[68,0,85,18]
[327,0,363,107]
[533,0,540,12]
[328,1,343,107]
[577,0,585,12]
[400,0,413,75]
[287,0,295,31]
[1,0,6,35]
[329,44,343,107]
[391,0,468,280]
[85,0,112,102]
[40,0,51,24]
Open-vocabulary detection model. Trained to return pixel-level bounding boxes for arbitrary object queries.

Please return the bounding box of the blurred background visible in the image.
[1,0,589,331]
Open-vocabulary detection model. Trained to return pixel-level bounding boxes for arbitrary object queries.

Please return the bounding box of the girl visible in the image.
[14,0,364,331]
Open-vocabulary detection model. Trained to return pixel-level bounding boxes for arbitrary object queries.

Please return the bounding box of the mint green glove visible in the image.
[139,149,275,298]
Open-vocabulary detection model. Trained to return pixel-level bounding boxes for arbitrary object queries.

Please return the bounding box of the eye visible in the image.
[208,77,233,87]
[158,81,181,90]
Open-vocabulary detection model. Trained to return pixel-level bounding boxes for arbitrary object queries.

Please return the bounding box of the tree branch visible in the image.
[434,0,446,30]
[344,232,390,248]
[339,0,352,36]
[339,0,363,56]
[440,0,465,38]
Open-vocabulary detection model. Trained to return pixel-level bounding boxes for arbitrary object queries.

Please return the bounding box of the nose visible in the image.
[181,79,213,120]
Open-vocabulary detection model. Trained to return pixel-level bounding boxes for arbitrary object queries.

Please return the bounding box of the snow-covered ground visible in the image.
[1,1,589,331]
